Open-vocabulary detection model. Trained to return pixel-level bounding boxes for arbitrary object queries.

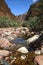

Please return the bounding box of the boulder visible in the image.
[17,47,29,53]
[0,50,9,56]
[0,38,12,49]
[4,31,12,36]
[34,56,43,65]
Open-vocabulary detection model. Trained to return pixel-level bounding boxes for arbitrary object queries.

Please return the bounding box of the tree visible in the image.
[22,16,43,31]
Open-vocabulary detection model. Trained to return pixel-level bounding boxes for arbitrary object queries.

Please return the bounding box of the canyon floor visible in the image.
[0,27,43,65]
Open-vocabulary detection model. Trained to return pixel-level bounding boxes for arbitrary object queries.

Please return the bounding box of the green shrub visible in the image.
[22,16,43,31]
[0,16,20,27]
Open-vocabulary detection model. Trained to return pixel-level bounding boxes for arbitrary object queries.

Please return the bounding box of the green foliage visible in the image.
[22,16,43,31]
[0,16,20,27]
[40,0,43,2]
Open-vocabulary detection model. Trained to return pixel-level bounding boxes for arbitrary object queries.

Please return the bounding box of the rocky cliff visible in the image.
[25,0,43,20]
[0,0,16,19]
[16,13,27,22]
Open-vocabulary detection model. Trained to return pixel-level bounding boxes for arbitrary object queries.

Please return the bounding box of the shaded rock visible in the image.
[0,50,9,56]
[4,31,12,36]
[7,36,14,41]
[17,47,29,53]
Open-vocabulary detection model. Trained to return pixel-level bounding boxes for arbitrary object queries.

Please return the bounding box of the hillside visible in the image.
[0,0,16,19]
[25,0,43,20]
[17,0,43,31]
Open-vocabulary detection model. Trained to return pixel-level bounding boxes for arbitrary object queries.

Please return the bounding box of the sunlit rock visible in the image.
[0,38,12,49]
[35,56,43,65]
[21,55,26,60]
[0,50,9,56]
[4,31,12,36]
[17,47,29,53]
[27,35,40,44]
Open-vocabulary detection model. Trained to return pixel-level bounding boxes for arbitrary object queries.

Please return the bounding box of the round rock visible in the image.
[0,50,9,57]
[17,47,29,53]
[0,38,12,49]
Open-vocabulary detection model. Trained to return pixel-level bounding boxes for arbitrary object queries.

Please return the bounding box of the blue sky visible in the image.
[5,0,37,16]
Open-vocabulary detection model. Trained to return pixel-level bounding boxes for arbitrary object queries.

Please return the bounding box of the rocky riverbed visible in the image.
[0,27,43,65]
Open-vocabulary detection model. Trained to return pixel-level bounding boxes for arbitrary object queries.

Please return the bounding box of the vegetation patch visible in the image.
[0,16,20,28]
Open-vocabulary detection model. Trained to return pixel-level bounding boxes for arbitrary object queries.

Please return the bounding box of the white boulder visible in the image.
[17,47,29,53]
[21,55,26,60]
[27,35,40,44]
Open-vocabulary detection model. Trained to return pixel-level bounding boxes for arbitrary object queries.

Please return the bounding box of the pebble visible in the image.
[21,55,26,60]
[34,56,43,65]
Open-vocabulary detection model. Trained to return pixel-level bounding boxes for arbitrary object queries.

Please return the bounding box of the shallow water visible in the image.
[11,37,27,46]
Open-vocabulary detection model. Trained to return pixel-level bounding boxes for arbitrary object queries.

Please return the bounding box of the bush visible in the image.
[22,16,43,31]
[0,16,20,27]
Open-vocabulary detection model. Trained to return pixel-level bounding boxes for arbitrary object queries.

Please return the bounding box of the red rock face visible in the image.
[0,0,16,19]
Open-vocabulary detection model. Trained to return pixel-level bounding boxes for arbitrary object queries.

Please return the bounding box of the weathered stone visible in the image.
[27,35,40,44]
[0,38,12,49]
[35,56,43,65]
[35,50,41,54]
[17,47,29,53]
[0,50,9,56]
